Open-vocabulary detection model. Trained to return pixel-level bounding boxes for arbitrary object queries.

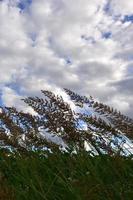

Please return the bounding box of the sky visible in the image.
[0,0,133,117]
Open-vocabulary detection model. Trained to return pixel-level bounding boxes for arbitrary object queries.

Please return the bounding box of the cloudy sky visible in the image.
[0,0,133,117]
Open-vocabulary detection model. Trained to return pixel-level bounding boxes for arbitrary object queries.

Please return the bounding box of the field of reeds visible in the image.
[0,89,133,199]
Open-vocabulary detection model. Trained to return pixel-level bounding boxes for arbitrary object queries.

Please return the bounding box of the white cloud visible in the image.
[110,0,133,15]
[0,0,133,117]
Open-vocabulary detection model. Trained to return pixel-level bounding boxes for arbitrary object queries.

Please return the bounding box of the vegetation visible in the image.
[0,150,133,200]
[0,89,133,199]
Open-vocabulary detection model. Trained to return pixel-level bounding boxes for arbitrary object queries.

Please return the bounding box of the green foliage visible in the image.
[0,150,133,200]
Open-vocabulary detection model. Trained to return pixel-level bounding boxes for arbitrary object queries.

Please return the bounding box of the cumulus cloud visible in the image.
[0,0,133,117]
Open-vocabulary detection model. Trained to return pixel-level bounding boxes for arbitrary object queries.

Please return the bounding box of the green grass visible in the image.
[0,150,133,200]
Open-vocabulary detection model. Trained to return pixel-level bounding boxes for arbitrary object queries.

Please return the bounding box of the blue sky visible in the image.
[0,0,133,117]
[18,0,32,10]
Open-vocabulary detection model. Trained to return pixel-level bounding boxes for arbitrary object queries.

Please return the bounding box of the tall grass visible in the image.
[0,89,133,199]
[0,150,133,200]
